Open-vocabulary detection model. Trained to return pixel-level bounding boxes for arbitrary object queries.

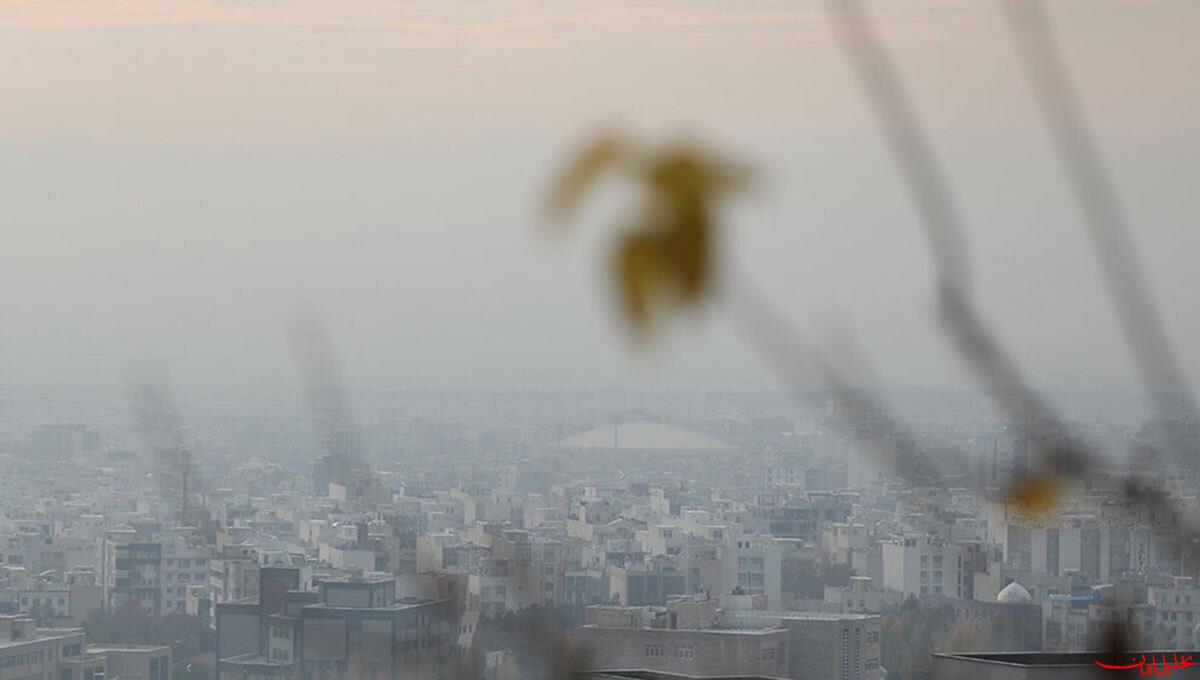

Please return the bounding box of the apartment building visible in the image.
[209,545,259,605]
[880,534,966,599]
[99,535,162,615]
[160,536,208,615]
[575,598,881,680]
[0,616,165,680]
[720,539,782,611]
[216,571,454,680]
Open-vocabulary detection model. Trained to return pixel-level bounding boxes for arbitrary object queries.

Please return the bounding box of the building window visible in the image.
[854,627,861,680]
[842,629,850,680]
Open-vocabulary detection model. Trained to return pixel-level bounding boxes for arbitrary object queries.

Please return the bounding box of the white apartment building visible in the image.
[159,536,208,615]
[880,534,967,598]
[720,539,782,610]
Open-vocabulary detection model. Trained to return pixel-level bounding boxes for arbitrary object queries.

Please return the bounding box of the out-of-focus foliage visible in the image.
[936,621,994,654]
[535,2,1197,670]
[469,604,590,679]
[784,557,855,599]
[881,597,1000,680]
[1007,476,1065,519]
[880,597,956,680]
[83,605,214,660]
[545,132,749,339]
[1005,0,1199,438]
[828,0,1130,521]
[544,133,630,225]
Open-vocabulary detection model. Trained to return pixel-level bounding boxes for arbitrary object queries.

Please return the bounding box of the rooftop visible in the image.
[934,651,1200,668]
[723,610,876,622]
[579,624,785,636]
[0,628,83,651]
[86,644,171,654]
[302,598,439,612]
[219,652,292,669]
[583,672,791,680]
[559,420,737,452]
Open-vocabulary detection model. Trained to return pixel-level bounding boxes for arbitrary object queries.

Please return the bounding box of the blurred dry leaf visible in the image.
[1007,476,1064,517]
[544,132,630,226]
[545,132,749,339]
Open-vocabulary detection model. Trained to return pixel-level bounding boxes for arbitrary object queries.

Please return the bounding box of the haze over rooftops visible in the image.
[559,419,737,452]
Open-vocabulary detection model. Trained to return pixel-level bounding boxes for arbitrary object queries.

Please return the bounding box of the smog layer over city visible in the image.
[3,2,1200,679]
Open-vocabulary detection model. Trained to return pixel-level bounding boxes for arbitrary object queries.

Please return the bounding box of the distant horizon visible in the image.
[0,378,1156,430]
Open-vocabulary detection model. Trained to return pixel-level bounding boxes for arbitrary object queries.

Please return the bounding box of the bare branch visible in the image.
[827,0,1098,495]
[1003,0,1198,448]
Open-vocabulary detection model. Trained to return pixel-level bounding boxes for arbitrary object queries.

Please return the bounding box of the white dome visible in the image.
[997,582,1033,604]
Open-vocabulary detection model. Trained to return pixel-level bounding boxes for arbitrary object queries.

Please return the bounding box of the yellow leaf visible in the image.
[543,132,629,226]
[1008,476,1063,517]
[544,131,749,339]
[612,232,662,337]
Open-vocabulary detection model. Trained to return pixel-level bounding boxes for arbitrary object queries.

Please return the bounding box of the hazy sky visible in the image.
[3,0,1198,399]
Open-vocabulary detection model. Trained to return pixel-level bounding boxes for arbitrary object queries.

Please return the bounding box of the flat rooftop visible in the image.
[301,598,439,612]
[723,610,877,621]
[579,624,785,636]
[934,651,1200,667]
[0,628,83,651]
[219,652,292,669]
[583,672,790,680]
[86,644,171,653]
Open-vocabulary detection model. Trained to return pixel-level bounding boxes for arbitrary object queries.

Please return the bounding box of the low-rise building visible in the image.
[216,571,455,680]
[0,615,165,680]
[574,598,880,680]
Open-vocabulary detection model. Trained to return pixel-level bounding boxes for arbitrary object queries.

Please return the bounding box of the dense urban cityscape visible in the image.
[0,385,1194,679]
